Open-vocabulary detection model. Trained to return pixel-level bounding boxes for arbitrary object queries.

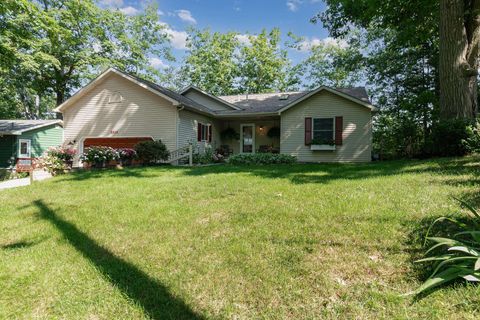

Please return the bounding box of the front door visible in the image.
[240,124,255,153]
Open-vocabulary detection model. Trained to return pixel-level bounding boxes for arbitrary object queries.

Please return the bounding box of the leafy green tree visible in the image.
[289,32,364,88]
[315,0,440,158]
[182,29,239,95]
[0,0,172,119]
[238,28,299,93]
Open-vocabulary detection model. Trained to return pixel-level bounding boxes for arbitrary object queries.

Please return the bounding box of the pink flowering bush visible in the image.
[118,148,137,161]
[81,146,119,167]
[40,146,77,175]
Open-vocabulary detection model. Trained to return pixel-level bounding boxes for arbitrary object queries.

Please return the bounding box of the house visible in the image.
[54,68,376,165]
[0,120,63,168]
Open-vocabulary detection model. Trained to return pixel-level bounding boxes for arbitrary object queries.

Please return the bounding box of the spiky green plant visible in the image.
[412,198,480,295]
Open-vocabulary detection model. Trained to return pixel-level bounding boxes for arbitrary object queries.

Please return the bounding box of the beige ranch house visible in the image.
[55,68,376,165]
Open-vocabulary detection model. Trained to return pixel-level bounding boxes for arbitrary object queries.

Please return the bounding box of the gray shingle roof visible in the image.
[0,120,62,134]
[122,70,372,115]
[217,87,371,114]
[218,92,310,113]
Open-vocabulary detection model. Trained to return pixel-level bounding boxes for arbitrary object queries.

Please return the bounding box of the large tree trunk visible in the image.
[439,0,480,120]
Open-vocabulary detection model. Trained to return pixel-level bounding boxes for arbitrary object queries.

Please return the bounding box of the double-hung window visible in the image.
[18,139,31,158]
[197,123,212,142]
[312,118,334,144]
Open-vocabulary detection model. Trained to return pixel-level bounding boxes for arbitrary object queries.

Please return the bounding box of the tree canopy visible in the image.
[0,0,171,118]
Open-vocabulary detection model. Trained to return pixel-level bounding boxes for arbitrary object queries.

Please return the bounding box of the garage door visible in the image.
[83,137,153,149]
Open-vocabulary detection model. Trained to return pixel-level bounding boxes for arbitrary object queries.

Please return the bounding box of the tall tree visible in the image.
[316,0,441,157]
[0,0,172,119]
[439,0,480,119]
[182,29,239,95]
[290,32,364,88]
[238,28,298,93]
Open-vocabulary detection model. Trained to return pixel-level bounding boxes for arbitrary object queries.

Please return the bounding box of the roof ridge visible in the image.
[219,91,308,98]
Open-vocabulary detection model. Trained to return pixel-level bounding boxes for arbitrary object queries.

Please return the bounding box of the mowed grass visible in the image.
[1,157,480,319]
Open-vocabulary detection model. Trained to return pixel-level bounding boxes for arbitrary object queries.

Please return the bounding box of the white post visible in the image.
[189,144,193,166]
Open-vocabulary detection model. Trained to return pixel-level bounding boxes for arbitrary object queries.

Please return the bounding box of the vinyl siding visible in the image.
[177,110,220,153]
[62,73,177,165]
[183,90,232,111]
[0,135,16,168]
[280,90,372,162]
[18,125,63,158]
[219,120,281,154]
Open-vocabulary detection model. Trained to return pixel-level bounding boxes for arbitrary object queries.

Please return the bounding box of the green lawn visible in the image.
[1,157,480,319]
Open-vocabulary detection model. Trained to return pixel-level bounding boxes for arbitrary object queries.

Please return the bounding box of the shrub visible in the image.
[412,199,480,296]
[118,148,137,161]
[426,119,475,157]
[134,140,169,164]
[39,146,76,175]
[81,146,119,166]
[463,122,480,154]
[192,146,224,164]
[227,153,296,165]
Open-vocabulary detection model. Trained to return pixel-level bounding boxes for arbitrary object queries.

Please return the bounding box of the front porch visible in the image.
[217,117,281,156]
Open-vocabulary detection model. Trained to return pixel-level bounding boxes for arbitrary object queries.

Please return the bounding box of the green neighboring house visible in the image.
[0,120,63,168]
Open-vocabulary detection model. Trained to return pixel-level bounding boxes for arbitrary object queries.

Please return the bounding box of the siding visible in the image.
[178,110,220,153]
[0,135,16,168]
[19,124,63,158]
[280,90,372,162]
[183,90,233,111]
[62,73,178,165]
[219,120,281,154]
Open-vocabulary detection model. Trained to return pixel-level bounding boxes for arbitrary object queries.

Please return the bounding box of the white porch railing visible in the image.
[161,144,193,166]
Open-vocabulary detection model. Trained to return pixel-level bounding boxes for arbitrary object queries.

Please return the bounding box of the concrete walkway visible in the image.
[0,169,52,191]
[0,177,30,190]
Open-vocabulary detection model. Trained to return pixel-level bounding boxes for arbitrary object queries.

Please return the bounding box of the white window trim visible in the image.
[240,123,255,154]
[198,123,211,142]
[312,117,335,144]
[18,139,32,158]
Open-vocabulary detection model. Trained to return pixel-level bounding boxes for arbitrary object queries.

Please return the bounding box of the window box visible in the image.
[310,144,336,151]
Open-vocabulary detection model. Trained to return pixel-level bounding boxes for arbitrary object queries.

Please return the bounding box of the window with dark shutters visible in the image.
[335,116,343,145]
[305,117,312,145]
[198,123,212,142]
[197,123,202,142]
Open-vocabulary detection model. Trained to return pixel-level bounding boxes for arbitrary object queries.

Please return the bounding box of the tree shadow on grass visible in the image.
[32,200,203,320]
[54,166,163,183]
[179,156,480,185]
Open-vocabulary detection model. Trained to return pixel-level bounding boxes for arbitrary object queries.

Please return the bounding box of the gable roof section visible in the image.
[54,68,375,117]
[216,87,375,115]
[218,91,310,114]
[0,119,62,135]
[277,87,376,113]
[127,75,215,115]
[54,68,215,116]
[180,86,240,110]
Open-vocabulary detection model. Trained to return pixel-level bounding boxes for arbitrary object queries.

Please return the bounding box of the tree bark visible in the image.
[439,0,480,120]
